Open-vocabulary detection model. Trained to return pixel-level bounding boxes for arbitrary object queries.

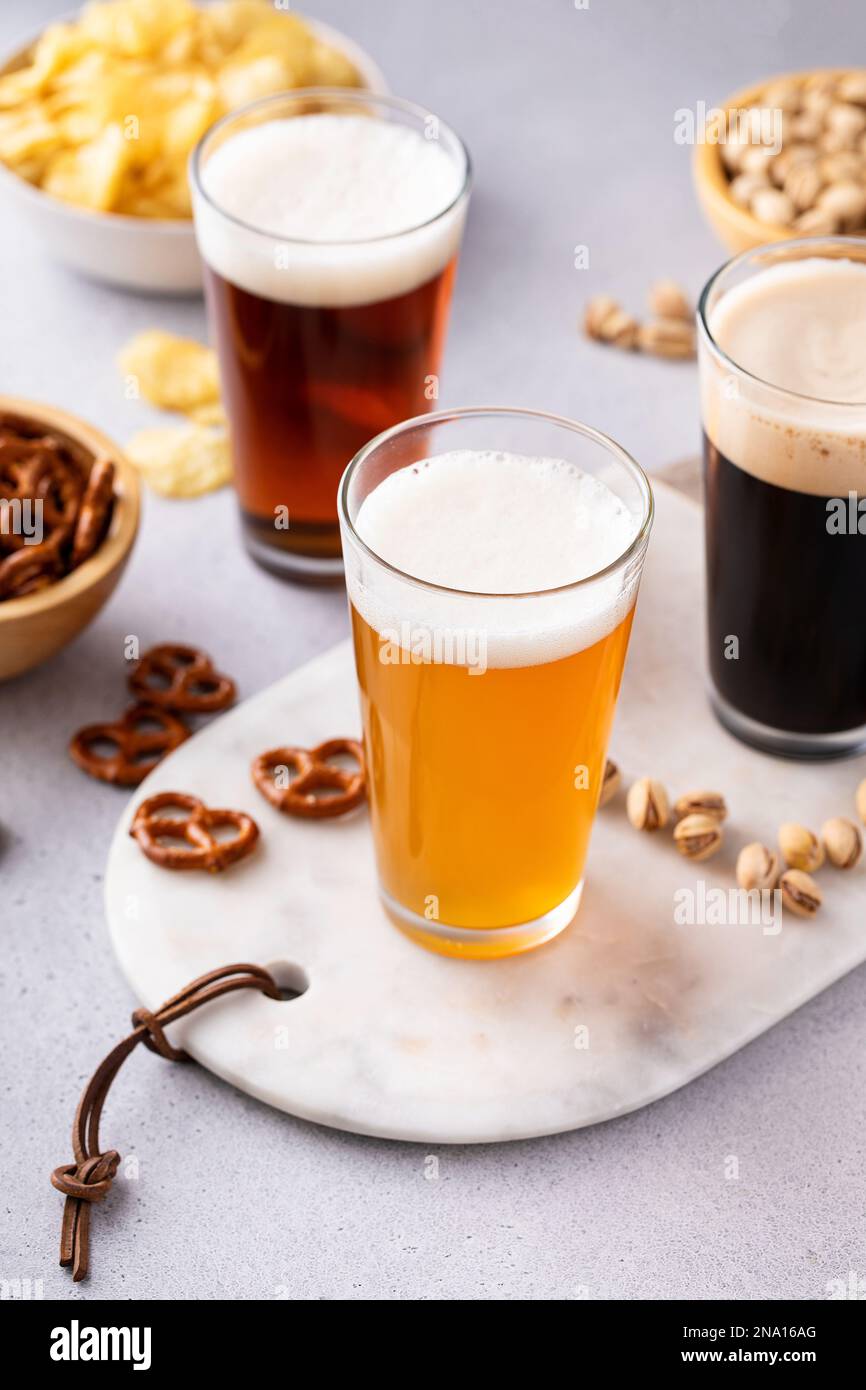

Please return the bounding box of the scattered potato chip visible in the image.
[118,330,220,412]
[0,0,363,217]
[120,329,231,497]
[126,423,231,496]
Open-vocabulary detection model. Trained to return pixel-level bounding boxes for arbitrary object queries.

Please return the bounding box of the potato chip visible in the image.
[0,71,43,111]
[120,330,230,497]
[118,330,220,411]
[310,43,366,89]
[43,123,129,211]
[0,112,61,165]
[49,50,113,94]
[155,174,192,217]
[161,84,217,159]
[12,157,52,185]
[0,24,89,104]
[126,423,231,496]
[205,1,293,51]
[116,187,186,217]
[0,0,363,218]
[216,56,298,111]
[55,109,102,146]
[79,0,195,60]
[227,13,315,69]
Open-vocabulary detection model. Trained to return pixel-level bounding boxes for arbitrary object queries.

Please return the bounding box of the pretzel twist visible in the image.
[128,643,236,714]
[69,705,189,786]
[130,791,260,872]
[251,738,366,819]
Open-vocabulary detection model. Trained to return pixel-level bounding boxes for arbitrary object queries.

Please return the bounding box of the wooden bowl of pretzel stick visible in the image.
[0,396,139,682]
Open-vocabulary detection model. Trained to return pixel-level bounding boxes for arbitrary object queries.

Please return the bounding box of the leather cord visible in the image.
[51,963,279,1282]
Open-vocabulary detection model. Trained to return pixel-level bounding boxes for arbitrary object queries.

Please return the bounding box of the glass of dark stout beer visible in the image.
[190,91,471,581]
[698,237,866,758]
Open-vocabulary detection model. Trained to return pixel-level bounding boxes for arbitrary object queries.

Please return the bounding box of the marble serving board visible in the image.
[105,482,866,1143]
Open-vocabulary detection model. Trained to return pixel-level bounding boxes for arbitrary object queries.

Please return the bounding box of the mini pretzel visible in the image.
[71,458,115,567]
[128,643,236,714]
[0,434,68,496]
[0,538,63,598]
[130,792,260,872]
[0,446,78,558]
[32,448,85,533]
[0,420,116,601]
[69,705,190,786]
[251,738,366,819]
[0,442,49,510]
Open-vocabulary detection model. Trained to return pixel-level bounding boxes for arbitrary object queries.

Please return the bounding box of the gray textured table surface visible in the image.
[2,0,864,1302]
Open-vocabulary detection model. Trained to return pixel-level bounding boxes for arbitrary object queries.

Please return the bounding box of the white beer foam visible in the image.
[703,258,866,497]
[194,114,467,309]
[347,450,642,668]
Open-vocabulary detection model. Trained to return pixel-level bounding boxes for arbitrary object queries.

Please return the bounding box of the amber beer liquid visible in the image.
[339,415,652,960]
[191,94,470,580]
[204,262,456,565]
[350,606,634,949]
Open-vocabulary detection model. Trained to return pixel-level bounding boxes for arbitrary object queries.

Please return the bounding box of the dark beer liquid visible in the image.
[704,433,866,734]
[204,260,457,569]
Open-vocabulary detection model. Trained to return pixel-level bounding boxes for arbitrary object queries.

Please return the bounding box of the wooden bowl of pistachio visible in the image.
[693,68,866,253]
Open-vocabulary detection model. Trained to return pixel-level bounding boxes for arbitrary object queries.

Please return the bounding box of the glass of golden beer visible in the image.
[338,407,653,959]
[191,90,470,582]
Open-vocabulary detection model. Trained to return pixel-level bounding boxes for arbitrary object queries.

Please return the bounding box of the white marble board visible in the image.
[105,482,866,1143]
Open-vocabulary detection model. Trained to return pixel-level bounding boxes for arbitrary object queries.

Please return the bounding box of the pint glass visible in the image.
[698,237,866,758]
[338,407,653,958]
[191,91,470,581]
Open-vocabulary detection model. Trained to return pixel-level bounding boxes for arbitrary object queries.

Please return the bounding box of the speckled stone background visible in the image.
[1,0,864,1301]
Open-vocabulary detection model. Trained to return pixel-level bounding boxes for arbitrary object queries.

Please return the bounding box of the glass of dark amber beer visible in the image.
[339,407,653,959]
[698,237,866,759]
[191,91,471,580]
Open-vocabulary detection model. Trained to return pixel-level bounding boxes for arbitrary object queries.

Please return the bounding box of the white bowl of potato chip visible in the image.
[0,0,387,294]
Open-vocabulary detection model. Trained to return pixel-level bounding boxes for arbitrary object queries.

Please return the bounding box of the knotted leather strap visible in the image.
[51,963,279,1282]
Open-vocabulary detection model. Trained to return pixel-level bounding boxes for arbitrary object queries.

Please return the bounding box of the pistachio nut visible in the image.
[673,813,723,861]
[778,823,824,872]
[736,842,780,892]
[779,869,822,918]
[673,790,728,823]
[821,817,862,869]
[647,280,691,321]
[626,777,669,831]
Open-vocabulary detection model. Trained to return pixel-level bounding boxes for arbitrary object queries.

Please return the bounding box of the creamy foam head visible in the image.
[702,258,866,496]
[346,450,643,668]
[193,114,467,308]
